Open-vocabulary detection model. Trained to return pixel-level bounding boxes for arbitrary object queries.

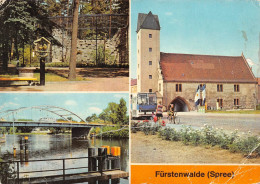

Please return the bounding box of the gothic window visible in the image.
[149,34,152,38]
[149,75,152,79]
[149,48,152,52]
[149,61,152,65]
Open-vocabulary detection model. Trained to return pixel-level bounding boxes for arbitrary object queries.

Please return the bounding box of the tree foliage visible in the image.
[87,98,128,125]
[0,0,59,71]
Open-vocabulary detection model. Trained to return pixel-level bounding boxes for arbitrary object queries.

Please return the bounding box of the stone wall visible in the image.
[163,82,257,111]
[51,29,120,64]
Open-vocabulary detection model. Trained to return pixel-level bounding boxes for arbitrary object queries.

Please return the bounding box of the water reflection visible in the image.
[0,134,129,183]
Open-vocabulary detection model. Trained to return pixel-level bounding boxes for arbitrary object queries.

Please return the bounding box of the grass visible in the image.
[206,110,260,114]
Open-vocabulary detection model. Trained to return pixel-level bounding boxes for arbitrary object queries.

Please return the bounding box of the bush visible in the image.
[91,126,128,139]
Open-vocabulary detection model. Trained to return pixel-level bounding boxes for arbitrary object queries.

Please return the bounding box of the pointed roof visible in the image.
[137,11,160,33]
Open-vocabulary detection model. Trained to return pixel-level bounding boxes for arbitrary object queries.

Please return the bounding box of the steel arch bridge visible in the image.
[0,106,103,138]
[0,105,86,123]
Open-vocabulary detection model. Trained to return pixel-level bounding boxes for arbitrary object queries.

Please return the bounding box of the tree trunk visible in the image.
[2,41,9,72]
[68,0,79,80]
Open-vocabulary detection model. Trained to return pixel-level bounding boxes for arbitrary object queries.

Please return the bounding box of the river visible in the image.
[0,134,129,184]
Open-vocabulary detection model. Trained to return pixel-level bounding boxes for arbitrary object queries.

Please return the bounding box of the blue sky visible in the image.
[131,0,260,78]
[0,93,129,121]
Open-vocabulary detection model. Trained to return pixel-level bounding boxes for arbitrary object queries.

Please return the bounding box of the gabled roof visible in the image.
[137,11,160,33]
[160,52,256,83]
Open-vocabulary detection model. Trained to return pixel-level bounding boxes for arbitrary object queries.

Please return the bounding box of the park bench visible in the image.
[0,77,38,86]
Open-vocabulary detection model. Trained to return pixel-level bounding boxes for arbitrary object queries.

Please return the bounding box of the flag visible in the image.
[194,85,200,106]
[202,84,206,106]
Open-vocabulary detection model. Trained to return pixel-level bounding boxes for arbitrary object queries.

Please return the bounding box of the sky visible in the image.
[130,0,260,78]
[0,93,129,121]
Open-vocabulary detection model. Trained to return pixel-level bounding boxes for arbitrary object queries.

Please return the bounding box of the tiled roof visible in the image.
[137,11,160,33]
[160,52,256,83]
[131,78,137,86]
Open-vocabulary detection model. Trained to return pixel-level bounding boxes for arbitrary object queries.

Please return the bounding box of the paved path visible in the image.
[0,77,129,91]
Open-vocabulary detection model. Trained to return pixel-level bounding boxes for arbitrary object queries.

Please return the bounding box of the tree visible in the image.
[104,102,118,124]
[86,113,98,122]
[116,98,127,125]
[0,0,59,71]
[68,0,79,80]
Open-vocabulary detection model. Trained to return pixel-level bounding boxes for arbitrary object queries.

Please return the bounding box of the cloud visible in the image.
[65,100,77,106]
[165,12,173,16]
[113,94,128,99]
[246,58,255,66]
[0,102,19,110]
[88,107,102,114]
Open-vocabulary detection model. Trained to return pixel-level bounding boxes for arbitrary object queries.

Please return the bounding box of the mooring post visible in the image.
[98,147,109,184]
[17,161,19,183]
[19,138,23,154]
[88,147,97,184]
[24,136,28,154]
[102,145,110,169]
[63,159,65,181]
[111,147,121,184]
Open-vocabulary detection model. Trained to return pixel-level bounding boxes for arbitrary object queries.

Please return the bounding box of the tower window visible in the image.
[149,48,152,52]
[217,84,223,92]
[234,84,239,92]
[149,61,152,65]
[149,34,152,38]
[149,75,152,79]
[176,84,182,92]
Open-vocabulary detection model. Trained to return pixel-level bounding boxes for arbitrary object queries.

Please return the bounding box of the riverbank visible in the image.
[131,132,260,164]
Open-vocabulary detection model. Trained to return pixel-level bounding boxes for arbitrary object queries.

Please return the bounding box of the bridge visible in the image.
[0,105,104,138]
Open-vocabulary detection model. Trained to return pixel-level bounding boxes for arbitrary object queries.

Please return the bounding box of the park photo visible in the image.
[130,0,260,164]
[0,92,129,183]
[0,0,129,91]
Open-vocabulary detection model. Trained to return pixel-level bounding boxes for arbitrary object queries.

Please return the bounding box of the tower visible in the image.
[137,11,160,93]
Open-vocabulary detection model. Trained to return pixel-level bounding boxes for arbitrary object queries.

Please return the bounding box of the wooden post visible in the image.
[98,147,108,184]
[20,138,23,154]
[24,137,28,154]
[63,159,65,181]
[88,148,97,184]
[40,57,45,86]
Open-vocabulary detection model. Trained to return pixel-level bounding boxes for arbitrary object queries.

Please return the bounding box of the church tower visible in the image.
[137,11,160,93]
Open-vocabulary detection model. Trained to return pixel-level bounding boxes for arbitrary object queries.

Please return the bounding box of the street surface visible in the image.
[164,112,260,135]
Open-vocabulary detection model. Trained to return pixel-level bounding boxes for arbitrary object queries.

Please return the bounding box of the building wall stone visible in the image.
[51,29,119,64]
[163,82,256,110]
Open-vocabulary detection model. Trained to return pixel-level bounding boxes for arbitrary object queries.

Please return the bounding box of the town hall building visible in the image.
[136,11,258,111]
